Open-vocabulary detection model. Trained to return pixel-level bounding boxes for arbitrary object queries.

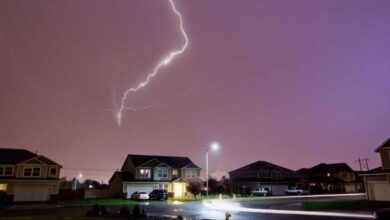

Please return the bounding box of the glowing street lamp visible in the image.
[206,142,220,198]
[74,173,83,190]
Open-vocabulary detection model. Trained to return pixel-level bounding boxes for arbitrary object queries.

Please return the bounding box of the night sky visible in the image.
[1,0,390,182]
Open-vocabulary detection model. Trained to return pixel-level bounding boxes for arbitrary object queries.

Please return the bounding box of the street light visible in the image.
[206,142,220,198]
[74,173,83,190]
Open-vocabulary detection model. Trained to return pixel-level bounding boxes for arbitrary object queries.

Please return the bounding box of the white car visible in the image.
[250,188,271,196]
[131,192,149,200]
[285,187,309,195]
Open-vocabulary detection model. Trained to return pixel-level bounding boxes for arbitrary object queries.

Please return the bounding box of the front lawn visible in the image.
[59,198,140,207]
[302,199,390,212]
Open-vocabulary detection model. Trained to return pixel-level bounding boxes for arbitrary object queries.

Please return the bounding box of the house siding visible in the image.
[380,149,390,170]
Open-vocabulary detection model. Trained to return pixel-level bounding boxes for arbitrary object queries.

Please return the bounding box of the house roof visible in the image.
[229,161,296,173]
[299,163,354,174]
[375,138,390,152]
[358,166,390,175]
[125,154,199,169]
[231,177,300,184]
[109,171,135,183]
[0,148,61,166]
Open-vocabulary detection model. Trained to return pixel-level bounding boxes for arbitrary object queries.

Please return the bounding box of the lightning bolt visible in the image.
[116,0,189,126]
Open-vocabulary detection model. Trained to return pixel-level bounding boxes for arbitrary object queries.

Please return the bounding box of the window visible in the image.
[157,169,168,178]
[172,169,178,176]
[0,166,13,176]
[271,171,281,179]
[184,169,198,179]
[261,171,270,178]
[0,184,7,191]
[23,167,41,177]
[49,168,57,177]
[139,169,151,178]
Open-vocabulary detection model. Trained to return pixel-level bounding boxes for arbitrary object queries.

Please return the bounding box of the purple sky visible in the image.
[1,0,390,182]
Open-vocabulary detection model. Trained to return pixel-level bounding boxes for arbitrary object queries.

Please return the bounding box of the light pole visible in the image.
[74,173,83,190]
[206,142,220,198]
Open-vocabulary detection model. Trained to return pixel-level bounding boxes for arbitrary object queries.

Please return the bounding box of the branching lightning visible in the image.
[116,0,189,126]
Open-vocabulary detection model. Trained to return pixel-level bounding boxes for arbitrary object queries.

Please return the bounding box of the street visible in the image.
[0,194,375,220]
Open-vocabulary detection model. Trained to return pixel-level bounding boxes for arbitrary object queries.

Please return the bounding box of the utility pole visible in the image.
[362,158,370,171]
[356,158,363,171]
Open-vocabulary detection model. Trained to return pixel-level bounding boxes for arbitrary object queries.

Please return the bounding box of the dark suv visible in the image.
[149,189,168,200]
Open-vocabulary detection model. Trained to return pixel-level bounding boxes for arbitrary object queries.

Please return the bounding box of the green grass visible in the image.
[59,198,140,207]
[302,199,390,212]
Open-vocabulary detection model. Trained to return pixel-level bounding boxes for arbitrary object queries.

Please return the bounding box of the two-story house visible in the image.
[360,138,390,201]
[0,148,62,202]
[298,163,362,193]
[229,161,300,195]
[109,154,201,198]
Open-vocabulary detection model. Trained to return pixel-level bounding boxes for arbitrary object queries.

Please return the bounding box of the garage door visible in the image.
[126,185,155,199]
[370,181,390,201]
[261,185,287,195]
[13,186,50,202]
[270,185,287,195]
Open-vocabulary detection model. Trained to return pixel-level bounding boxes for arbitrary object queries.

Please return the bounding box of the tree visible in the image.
[187,180,203,200]
[207,177,220,195]
[220,176,233,196]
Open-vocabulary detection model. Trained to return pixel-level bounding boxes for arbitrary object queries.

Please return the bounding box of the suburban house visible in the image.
[229,161,300,195]
[298,163,362,193]
[109,154,201,198]
[360,138,390,201]
[0,148,62,202]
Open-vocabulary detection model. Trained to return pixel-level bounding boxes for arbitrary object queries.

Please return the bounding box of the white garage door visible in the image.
[13,186,50,202]
[126,185,155,199]
[370,181,390,201]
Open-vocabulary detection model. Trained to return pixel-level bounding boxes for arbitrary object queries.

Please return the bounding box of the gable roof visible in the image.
[0,148,38,164]
[109,171,135,183]
[0,148,61,166]
[124,154,199,170]
[303,163,354,174]
[375,138,390,152]
[229,161,296,173]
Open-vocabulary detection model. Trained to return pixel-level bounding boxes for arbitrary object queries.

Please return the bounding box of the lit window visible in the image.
[172,169,178,176]
[0,184,7,191]
[24,168,41,177]
[139,169,151,178]
[49,168,57,177]
[0,166,13,176]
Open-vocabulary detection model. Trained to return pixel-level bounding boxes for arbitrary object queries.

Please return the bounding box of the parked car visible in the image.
[149,189,168,200]
[131,192,149,200]
[285,187,309,195]
[374,208,390,220]
[250,188,271,196]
